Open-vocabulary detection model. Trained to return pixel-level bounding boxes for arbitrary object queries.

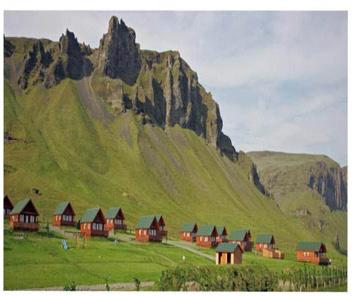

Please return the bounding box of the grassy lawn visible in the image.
[4,230,210,290]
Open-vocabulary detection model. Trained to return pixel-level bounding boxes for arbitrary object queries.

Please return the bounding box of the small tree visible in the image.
[133,277,141,291]
[105,277,110,291]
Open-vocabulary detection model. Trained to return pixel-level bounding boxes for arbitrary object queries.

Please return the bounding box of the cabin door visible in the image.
[220,253,228,264]
[227,253,232,264]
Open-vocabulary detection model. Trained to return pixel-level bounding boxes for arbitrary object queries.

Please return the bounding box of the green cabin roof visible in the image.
[136,215,156,229]
[296,241,325,252]
[216,242,242,253]
[181,223,197,232]
[106,207,122,219]
[216,226,226,235]
[11,198,38,215]
[229,229,248,241]
[81,208,101,223]
[197,224,217,236]
[54,201,70,215]
[256,234,274,244]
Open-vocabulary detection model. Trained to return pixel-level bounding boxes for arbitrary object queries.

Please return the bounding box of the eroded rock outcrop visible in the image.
[5,16,238,161]
[94,16,238,160]
[248,151,347,211]
[16,30,92,89]
[4,37,15,58]
[98,16,141,84]
[18,40,52,88]
[308,161,347,210]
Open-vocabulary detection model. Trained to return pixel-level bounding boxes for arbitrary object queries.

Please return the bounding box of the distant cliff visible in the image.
[248,151,347,211]
[4,16,237,161]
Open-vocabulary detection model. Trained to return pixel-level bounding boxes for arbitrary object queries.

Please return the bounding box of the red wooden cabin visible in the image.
[296,241,330,265]
[53,201,75,227]
[105,207,126,231]
[179,223,198,242]
[255,234,275,251]
[216,226,228,243]
[80,208,108,237]
[228,229,253,251]
[4,195,13,218]
[135,215,162,242]
[216,243,243,265]
[196,224,218,248]
[156,215,167,238]
[9,198,39,231]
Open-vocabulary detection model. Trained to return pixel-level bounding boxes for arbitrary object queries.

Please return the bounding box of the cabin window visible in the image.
[205,237,208,242]
[149,229,156,236]
[187,232,190,237]
[211,236,215,242]
[116,219,122,225]
[30,216,34,223]
[20,215,24,222]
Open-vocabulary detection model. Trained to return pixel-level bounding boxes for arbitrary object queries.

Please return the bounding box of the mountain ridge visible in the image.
[248,150,347,211]
[4,16,237,161]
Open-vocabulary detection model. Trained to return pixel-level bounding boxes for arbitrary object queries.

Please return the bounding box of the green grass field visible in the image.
[4,225,347,290]
[4,229,210,290]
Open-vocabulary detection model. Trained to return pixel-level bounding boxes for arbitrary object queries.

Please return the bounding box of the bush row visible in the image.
[158,263,277,291]
[158,263,347,291]
[278,265,347,291]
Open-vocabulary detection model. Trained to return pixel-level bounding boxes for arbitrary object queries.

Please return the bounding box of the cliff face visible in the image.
[4,16,237,161]
[308,162,347,210]
[248,151,347,211]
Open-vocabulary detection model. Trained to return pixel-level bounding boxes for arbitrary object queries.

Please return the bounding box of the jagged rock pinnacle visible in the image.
[98,16,141,84]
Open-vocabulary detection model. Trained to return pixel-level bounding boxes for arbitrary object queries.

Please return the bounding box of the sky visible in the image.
[4,11,348,165]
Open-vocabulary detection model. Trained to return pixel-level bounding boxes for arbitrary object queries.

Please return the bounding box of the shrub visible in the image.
[158,263,277,291]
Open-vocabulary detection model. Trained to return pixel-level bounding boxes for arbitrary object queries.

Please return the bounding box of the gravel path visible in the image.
[28,281,155,291]
[166,240,214,261]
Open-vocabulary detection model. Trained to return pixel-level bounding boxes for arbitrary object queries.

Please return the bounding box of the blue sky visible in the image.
[4,11,347,165]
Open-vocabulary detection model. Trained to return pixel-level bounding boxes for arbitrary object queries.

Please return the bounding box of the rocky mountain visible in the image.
[248,151,347,211]
[5,16,236,161]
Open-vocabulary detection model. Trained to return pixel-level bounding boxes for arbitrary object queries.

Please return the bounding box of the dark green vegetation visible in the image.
[158,263,347,291]
[248,151,347,253]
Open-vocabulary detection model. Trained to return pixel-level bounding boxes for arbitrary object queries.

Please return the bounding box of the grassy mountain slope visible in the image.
[4,79,346,263]
[248,151,347,252]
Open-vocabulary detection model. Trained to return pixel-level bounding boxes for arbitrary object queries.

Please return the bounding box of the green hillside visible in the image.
[248,151,347,252]
[4,79,346,260]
